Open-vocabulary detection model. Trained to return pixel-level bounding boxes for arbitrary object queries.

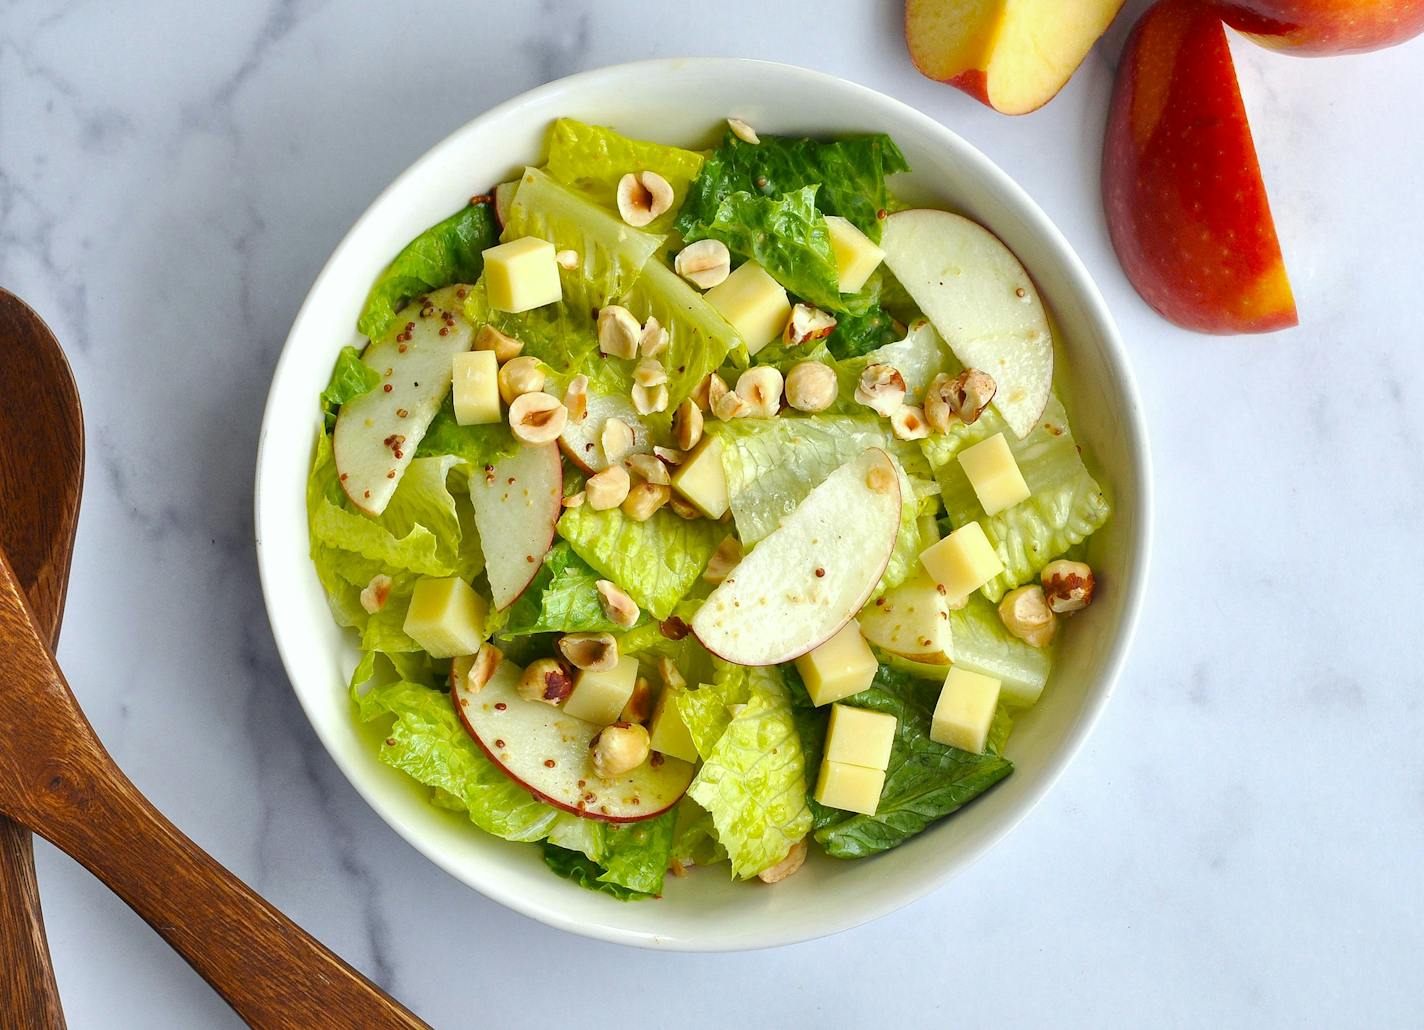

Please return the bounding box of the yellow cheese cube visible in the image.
[794,621,877,707]
[931,666,1001,754]
[648,686,699,764]
[825,215,885,294]
[957,432,1031,516]
[824,704,897,771]
[451,350,501,426]
[704,261,791,354]
[563,654,639,726]
[919,521,1004,603]
[814,760,885,815]
[403,577,488,659]
[482,236,561,313]
[671,436,728,519]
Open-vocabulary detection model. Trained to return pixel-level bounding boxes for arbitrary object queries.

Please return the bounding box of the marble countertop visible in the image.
[3,1,1422,1026]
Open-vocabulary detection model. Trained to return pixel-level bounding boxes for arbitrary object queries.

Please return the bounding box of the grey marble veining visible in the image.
[3,1,1423,1026]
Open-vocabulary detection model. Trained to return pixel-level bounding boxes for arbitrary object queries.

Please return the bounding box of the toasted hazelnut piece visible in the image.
[585,465,631,510]
[463,643,503,694]
[498,355,546,405]
[672,398,704,451]
[518,657,573,706]
[622,481,671,521]
[667,495,702,520]
[597,305,641,359]
[927,368,998,431]
[690,373,714,411]
[620,676,656,724]
[590,722,651,779]
[639,316,669,357]
[727,116,760,145]
[1041,559,1095,614]
[674,239,732,290]
[785,361,838,413]
[634,357,668,388]
[757,838,808,884]
[736,366,784,418]
[616,170,674,227]
[562,491,585,509]
[508,392,568,444]
[558,631,619,672]
[654,445,688,467]
[626,452,671,486]
[855,363,907,417]
[890,404,930,441]
[924,373,955,434]
[475,324,524,364]
[359,573,393,614]
[709,372,749,421]
[865,461,897,495]
[596,580,640,628]
[600,417,635,464]
[703,535,742,584]
[631,382,669,416]
[783,304,837,346]
[554,248,578,270]
[563,374,589,424]
[656,656,686,692]
[998,585,1057,648]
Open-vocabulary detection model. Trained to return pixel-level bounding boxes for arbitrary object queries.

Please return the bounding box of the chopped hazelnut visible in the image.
[590,722,651,779]
[674,239,732,290]
[783,304,836,346]
[600,417,635,464]
[998,585,1057,647]
[616,171,675,228]
[622,481,671,521]
[557,632,619,672]
[890,404,930,441]
[757,838,808,883]
[498,355,545,406]
[673,398,704,450]
[1041,559,1095,614]
[518,658,573,706]
[703,536,742,584]
[785,361,837,413]
[474,324,524,364]
[585,465,631,510]
[596,580,640,628]
[597,305,641,359]
[507,391,567,445]
[736,366,784,418]
[854,363,906,417]
[626,453,670,486]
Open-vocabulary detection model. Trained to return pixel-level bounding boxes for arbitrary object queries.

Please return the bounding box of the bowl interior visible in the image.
[256,58,1149,950]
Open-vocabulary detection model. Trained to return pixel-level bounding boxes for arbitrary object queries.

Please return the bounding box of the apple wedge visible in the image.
[453,659,695,822]
[857,570,954,666]
[468,441,562,609]
[492,179,518,230]
[559,391,652,474]
[333,284,475,515]
[1213,0,1424,55]
[692,449,901,666]
[880,209,1052,439]
[906,0,1126,115]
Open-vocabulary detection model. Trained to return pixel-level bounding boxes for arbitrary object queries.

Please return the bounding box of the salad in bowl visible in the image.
[307,115,1112,900]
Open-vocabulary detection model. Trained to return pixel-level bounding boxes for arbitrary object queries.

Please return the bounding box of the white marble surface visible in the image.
[3,1,1422,1026]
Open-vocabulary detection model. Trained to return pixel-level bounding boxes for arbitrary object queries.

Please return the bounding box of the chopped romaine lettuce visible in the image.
[594,810,678,895]
[949,595,1053,708]
[501,541,649,637]
[415,396,520,467]
[320,346,381,429]
[670,797,726,868]
[544,118,705,234]
[676,659,755,761]
[824,279,900,360]
[542,844,651,900]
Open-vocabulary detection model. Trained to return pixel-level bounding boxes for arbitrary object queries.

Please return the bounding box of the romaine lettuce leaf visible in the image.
[544,118,705,234]
[595,810,678,895]
[542,845,650,900]
[320,346,381,429]
[676,658,755,761]
[948,595,1054,708]
[670,797,726,868]
[415,397,520,467]
[825,287,899,359]
[501,541,650,637]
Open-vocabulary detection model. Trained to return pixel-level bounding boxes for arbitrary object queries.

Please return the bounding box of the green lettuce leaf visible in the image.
[676,659,755,762]
[357,201,498,342]
[501,541,650,637]
[596,810,678,895]
[542,845,650,900]
[416,397,520,467]
[670,797,727,868]
[320,346,381,429]
[544,118,705,234]
[948,595,1054,709]
[825,282,899,360]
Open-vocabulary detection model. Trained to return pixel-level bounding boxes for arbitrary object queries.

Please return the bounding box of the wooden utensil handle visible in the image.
[0,817,65,1028]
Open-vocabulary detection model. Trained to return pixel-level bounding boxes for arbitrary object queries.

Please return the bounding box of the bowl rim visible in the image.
[255,56,1152,951]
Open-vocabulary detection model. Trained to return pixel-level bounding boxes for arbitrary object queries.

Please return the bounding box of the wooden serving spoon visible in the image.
[0,288,83,1027]
[0,295,429,1028]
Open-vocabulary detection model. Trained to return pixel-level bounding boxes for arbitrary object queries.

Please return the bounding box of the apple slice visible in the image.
[334,284,475,515]
[880,209,1052,439]
[558,391,653,474]
[906,0,1126,115]
[468,441,562,609]
[1104,0,1297,334]
[857,570,954,666]
[692,449,901,666]
[453,660,695,822]
[492,179,518,230]
[1212,0,1424,56]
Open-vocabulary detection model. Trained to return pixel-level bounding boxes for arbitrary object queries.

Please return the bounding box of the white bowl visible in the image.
[255,58,1150,951]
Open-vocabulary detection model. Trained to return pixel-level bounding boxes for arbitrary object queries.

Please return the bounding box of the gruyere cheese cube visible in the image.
[482,236,561,313]
[957,432,1030,516]
[563,654,639,726]
[931,666,1001,754]
[403,577,488,658]
[671,436,728,519]
[825,704,897,771]
[825,215,885,294]
[451,349,500,426]
[814,760,886,815]
[648,685,699,763]
[794,621,877,707]
[919,521,1004,603]
[704,261,791,354]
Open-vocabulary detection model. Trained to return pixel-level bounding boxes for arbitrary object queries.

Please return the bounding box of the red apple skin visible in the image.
[1103,0,1298,334]
[1213,0,1424,55]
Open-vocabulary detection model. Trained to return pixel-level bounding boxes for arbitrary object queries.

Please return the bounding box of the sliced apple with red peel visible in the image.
[857,571,954,666]
[558,391,652,474]
[692,449,901,666]
[1104,0,1298,334]
[906,0,1126,115]
[1212,0,1424,55]
[453,660,695,822]
[467,441,562,609]
[492,179,518,230]
[334,284,474,515]
[880,209,1052,439]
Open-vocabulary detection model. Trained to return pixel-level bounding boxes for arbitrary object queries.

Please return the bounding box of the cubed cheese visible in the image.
[825,215,885,294]
[704,261,791,354]
[482,236,561,313]
[919,521,1004,603]
[451,350,500,426]
[403,577,488,658]
[814,760,885,815]
[648,685,699,763]
[670,435,728,519]
[794,621,877,707]
[957,432,1031,516]
[824,704,897,771]
[563,654,639,726]
[931,666,1001,754]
